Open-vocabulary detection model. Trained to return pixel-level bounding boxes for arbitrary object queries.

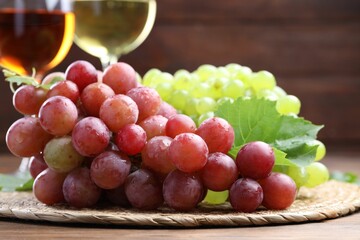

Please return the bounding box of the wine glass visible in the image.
[0,0,75,81]
[72,0,157,70]
[0,0,75,175]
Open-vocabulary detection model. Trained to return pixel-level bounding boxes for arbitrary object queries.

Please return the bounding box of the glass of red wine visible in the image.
[0,0,75,80]
[0,0,75,175]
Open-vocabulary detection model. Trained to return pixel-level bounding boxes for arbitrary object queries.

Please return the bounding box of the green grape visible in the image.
[208,77,229,99]
[217,97,234,106]
[287,166,309,189]
[168,90,190,111]
[135,72,142,83]
[225,63,242,74]
[222,79,246,99]
[303,162,329,188]
[203,189,229,205]
[155,82,173,101]
[214,66,230,79]
[276,95,301,115]
[142,68,161,86]
[195,97,217,115]
[273,86,287,97]
[191,82,212,98]
[173,69,194,91]
[256,89,278,101]
[195,64,217,81]
[197,111,214,126]
[250,70,276,93]
[308,139,326,161]
[183,98,199,117]
[231,66,252,86]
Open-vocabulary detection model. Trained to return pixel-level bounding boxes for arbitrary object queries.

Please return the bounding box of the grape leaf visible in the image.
[0,173,33,192]
[215,98,323,167]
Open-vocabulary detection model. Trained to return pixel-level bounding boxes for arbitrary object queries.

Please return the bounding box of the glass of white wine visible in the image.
[72,0,157,69]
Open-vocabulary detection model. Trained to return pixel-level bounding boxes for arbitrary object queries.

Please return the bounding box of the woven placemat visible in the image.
[0,180,359,227]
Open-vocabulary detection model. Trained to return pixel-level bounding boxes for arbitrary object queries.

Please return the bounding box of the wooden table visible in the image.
[0,152,359,239]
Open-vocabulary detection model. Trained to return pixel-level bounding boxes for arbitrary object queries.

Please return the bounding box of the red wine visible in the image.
[0,9,74,77]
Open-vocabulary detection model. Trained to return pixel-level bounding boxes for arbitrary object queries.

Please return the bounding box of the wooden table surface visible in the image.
[0,152,359,240]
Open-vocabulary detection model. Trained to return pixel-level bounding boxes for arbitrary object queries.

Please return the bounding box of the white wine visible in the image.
[73,0,156,63]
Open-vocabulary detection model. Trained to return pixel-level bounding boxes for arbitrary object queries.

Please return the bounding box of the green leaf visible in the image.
[215,98,323,167]
[41,76,65,90]
[330,171,359,185]
[0,172,33,192]
[3,69,40,92]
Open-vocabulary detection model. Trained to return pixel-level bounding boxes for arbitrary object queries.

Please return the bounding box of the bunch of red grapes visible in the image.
[6,60,296,212]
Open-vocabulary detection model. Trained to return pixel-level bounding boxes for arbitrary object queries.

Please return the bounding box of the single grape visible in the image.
[138,115,168,140]
[195,97,217,115]
[287,165,309,189]
[142,68,161,86]
[33,168,67,205]
[190,82,211,98]
[229,178,263,212]
[102,62,137,94]
[222,79,245,100]
[13,85,47,115]
[195,117,235,154]
[303,162,329,188]
[250,70,276,92]
[29,154,48,179]
[80,82,115,117]
[165,114,196,138]
[203,190,229,205]
[167,90,190,111]
[124,169,163,210]
[173,69,193,91]
[105,185,131,207]
[201,152,238,191]
[156,101,177,119]
[115,124,147,155]
[63,167,102,208]
[39,96,78,136]
[163,169,204,211]
[258,172,297,210]
[183,98,199,117]
[197,112,215,126]
[195,64,217,81]
[155,82,173,101]
[44,136,84,173]
[65,60,98,92]
[235,141,275,179]
[41,72,65,86]
[308,140,326,161]
[46,80,80,104]
[90,151,131,189]
[6,117,52,157]
[126,87,161,122]
[99,94,139,133]
[72,117,111,157]
[169,133,208,173]
[141,136,175,177]
[276,95,301,115]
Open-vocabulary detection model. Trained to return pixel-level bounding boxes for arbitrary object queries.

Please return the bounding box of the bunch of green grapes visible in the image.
[141,64,329,194]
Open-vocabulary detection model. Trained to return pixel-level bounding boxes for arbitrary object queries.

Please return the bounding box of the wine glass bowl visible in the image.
[0,0,75,80]
[72,0,157,69]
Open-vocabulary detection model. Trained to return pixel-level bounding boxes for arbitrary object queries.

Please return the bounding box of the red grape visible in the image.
[168,133,208,173]
[72,117,111,157]
[41,72,65,85]
[124,169,163,210]
[99,94,139,133]
[138,115,168,140]
[163,169,204,211]
[80,82,115,117]
[157,101,177,119]
[46,80,80,104]
[165,114,196,138]
[105,185,130,207]
[65,60,98,92]
[195,117,235,154]
[33,168,67,205]
[115,124,147,155]
[6,117,52,157]
[201,152,238,191]
[141,136,175,177]
[39,96,78,136]
[258,172,297,210]
[236,141,275,179]
[63,167,102,208]
[126,87,161,122]
[102,62,137,94]
[90,151,131,189]
[13,85,47,115]
[229,178,263,212]
[29,154,48,179]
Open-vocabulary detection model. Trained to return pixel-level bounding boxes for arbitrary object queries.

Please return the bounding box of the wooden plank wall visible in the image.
[0,0,359,153]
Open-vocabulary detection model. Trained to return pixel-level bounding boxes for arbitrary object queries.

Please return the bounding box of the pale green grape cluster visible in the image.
[141,64,328,189]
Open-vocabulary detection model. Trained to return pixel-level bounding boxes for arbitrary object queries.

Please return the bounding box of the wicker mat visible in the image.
[0,180,359,227]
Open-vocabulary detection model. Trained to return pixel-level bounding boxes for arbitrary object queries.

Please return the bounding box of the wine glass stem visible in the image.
[100,54,119,70]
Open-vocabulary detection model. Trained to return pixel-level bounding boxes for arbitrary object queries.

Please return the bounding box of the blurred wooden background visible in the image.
[0,0,359,153]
